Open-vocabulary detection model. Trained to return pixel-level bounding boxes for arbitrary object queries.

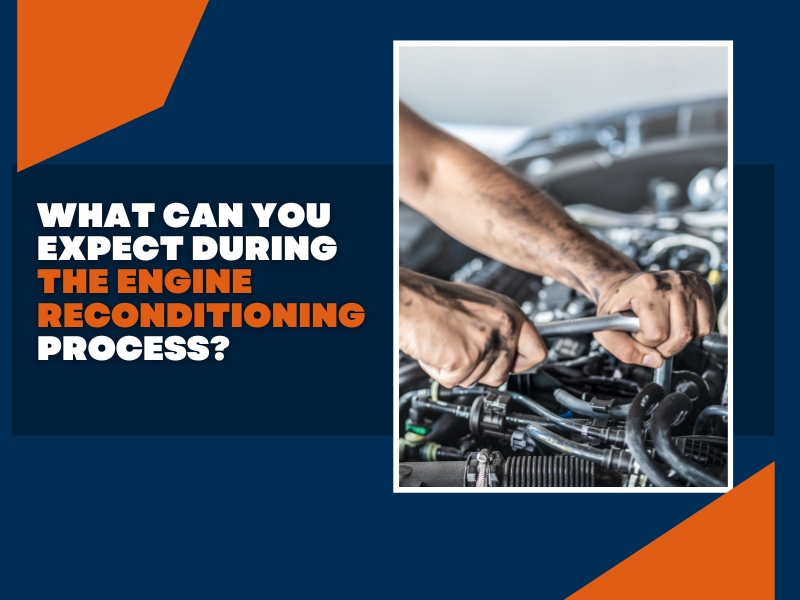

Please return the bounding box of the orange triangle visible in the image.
[569,463,774,599]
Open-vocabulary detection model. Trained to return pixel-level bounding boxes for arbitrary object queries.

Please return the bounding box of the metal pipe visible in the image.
[646,234,722,269]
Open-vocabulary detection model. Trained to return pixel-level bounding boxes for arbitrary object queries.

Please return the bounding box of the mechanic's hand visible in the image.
[594,270,716,368]
[400,269,547,388]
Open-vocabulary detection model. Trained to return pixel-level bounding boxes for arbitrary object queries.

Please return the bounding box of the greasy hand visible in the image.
[594,270,716,367]
[400,270,547,388]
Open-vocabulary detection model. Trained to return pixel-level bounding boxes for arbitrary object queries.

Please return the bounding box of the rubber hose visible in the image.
[399,389,427,410]
[701,333,728,356]
[701,367,724,402]
[671,370,712,435]
[525,423,636,474]
[651,393,727,487]
[523,423,606,463]
[510,392,587,435]
[693,405,728,435]
[434,446,464,461]
[508,391,626,445]
[506,392,625,444]
[503,456,595,487]
[427,395,473,443]
[625,383,676,487]
[553,389,630,420]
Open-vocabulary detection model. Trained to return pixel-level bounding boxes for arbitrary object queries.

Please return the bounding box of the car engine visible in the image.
[398,98,729,488]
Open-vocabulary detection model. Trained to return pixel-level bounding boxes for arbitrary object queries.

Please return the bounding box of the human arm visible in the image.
[399,102,715,368]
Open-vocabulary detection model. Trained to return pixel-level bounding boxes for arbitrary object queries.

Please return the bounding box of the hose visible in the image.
[415,397,472,419]
[508,391,626,446]
[399,441,465,462]
[548,375,640,396]
[503,413,587,431]
[433,446,465,460]
[693,405,728,435]
[407,386,624,446]
[399,389,427,410]
[701,333,728,356]
[701,367,724,401]
[503,456,595,487]
[625,383,676,487]
[525,423,637,474]
[427,394,473,443]
[553,389,630,420]
[402,383,483,410]
[408,389,583,431]
[651,392,726,487]
[670,370,711,435]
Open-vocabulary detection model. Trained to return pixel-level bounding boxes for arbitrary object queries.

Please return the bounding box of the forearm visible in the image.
[400,103,639,302]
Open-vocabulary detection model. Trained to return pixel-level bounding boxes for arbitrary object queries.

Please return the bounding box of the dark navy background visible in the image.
[1,2,788,598]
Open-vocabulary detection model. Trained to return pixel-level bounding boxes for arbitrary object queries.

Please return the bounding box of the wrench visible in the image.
[535,311,640,338]
[528,311,673,393]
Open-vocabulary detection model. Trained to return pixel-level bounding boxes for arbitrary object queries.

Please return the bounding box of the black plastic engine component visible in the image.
[398,461,465,488]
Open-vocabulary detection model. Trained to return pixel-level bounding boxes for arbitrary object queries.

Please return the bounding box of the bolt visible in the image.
[399,465,412,478]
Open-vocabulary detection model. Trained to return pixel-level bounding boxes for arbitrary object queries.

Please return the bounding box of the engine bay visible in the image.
[398,98,729,488]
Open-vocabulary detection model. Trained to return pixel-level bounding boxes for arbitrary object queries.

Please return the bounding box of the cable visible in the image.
[625,383,676,487]
[693,405,728,435]
[650,393,727,487]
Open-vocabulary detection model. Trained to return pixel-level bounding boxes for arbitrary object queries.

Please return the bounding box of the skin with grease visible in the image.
[399,102,716,387]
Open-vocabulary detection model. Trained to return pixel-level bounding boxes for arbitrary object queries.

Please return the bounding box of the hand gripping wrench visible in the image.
[532,311,673,393]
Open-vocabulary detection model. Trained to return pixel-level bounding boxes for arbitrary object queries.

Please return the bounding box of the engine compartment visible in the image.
[398,98,729,488]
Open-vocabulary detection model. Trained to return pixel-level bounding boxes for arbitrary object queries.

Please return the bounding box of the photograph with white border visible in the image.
[394,41,732,492]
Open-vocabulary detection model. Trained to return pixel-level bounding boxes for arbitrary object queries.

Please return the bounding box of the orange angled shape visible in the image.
[17,0,208,171]
[569,462,775,599]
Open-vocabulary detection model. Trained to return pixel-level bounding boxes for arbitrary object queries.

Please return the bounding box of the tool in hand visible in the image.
[535,311,640,338]
[529,311,673,392]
